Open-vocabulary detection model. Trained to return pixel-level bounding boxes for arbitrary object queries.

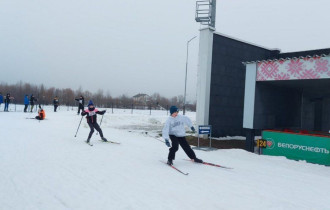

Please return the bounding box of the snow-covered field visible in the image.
[1,105,329,210]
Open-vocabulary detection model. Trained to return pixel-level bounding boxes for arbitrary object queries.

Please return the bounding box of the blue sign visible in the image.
[199,125,211,134]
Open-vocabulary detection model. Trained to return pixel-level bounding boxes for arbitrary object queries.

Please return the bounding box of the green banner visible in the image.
[262,130,330,166]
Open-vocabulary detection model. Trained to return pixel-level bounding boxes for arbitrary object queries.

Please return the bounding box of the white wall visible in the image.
[243,63,257,129]
[196,27,214,127]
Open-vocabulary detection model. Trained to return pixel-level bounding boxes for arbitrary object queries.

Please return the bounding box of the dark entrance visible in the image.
[254,78,330,132]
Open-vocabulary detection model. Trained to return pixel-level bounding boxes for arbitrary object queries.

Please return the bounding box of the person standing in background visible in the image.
[4,93,14,112]
[30,94,37,112]
[0,92,3,109]
[53,96,59,112]
[75,95,84,115]
[24,95,29,112]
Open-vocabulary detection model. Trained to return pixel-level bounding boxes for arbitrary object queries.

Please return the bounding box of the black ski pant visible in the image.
[54,105,58,112]
[168,135,196,161]
[77,104,83,114]
[24,104,28,112]
[87,122,104,139]
[4,102,9,111]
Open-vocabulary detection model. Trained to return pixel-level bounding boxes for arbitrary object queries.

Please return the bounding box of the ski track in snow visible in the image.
[0,105,329,210]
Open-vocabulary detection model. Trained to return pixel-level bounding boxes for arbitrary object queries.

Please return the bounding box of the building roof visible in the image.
[243,48,330,65]
[214,31,280,52]
[133,93,149,98]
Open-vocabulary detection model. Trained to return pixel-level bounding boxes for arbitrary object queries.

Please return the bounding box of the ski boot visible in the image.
[167,159,173,165]
[194,158,203,163]
[85,138,93,146]
[101,137,108,142]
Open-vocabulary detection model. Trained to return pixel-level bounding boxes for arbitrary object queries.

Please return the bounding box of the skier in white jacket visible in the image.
[162,106,203,165]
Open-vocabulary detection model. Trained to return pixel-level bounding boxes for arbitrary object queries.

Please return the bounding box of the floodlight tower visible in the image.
[195,0,216,128]
[195,0,216,27]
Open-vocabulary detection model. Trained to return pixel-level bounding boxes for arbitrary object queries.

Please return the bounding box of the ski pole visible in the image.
[96,113,105,135]
[74,116,83,137]
[99,114,104,126]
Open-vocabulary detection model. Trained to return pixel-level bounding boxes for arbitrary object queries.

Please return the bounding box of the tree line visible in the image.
[0,81,196,111]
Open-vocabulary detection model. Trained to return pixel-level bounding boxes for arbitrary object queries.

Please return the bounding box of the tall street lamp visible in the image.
[183,36,197,115]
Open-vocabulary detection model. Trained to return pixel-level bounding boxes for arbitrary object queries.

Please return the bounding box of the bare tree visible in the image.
[0,81,196,111]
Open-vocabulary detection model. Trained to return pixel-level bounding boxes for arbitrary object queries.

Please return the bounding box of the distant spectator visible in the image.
[75,95,85,115]
[30,94,37,112]
[53,96,59,112]
[4,93,14,112]
[24,95,29,112]
[0,92,3,109]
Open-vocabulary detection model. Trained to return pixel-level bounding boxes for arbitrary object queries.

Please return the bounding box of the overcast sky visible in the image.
[1,0,330,101]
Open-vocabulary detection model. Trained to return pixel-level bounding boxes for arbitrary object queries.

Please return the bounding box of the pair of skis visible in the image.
[85,140,121,146]
[161,159,233,175]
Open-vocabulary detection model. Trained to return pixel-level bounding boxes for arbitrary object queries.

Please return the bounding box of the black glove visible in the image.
[165,139,171,147]
[191,126,196,133]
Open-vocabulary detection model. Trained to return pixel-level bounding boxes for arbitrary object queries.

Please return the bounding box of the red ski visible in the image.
[184,159,233,169]
[98,140,121,144]
[160,160,189,175]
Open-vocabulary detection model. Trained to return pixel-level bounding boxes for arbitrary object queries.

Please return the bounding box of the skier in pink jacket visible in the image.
[81,100,107,144]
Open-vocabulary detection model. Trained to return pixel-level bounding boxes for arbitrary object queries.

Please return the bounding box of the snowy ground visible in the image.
[1,105,329,210]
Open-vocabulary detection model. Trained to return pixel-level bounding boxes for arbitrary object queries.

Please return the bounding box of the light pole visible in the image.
[183,36,197,115]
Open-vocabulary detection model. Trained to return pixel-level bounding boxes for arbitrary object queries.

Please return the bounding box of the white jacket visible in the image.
[162,115,193,139]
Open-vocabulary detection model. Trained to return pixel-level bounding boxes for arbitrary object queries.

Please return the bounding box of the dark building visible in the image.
[209,33,280,137]
[196,27,330,151]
